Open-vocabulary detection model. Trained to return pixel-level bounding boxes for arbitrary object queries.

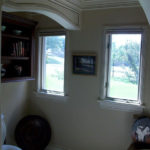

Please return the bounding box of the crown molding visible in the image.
[2,0,141,13]
[51,0,140,11]
[81,0,140,10]
[48,0,81,13]
[2,0,141,14]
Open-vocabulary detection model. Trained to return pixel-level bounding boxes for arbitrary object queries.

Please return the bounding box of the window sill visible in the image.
[33,91,69,101]
[97,99,144,113]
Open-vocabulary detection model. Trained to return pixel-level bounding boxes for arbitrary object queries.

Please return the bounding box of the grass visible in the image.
[45,74,138,100]
[44,63,138,100]
[45,76,64,92]
[45,64,64,92]
[109,79,138,100]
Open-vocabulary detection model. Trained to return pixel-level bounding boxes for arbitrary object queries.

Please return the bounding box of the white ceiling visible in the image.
[59,0,140,10]
[7,0,140,12]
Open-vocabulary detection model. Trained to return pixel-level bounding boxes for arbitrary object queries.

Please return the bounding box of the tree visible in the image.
[45,36,65,58]
[124,41,140,84]
[111,41,140,84]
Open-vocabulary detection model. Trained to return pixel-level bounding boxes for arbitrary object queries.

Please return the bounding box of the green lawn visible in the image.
[109,79,138,100]
[45,76,64,92]
[45,64,64,92]
[45,64,138,100]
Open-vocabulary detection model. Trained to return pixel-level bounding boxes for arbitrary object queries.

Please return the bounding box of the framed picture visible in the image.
[72,54,96,75]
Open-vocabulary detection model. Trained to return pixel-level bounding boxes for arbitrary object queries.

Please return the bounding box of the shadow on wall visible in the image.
[1,82,29,145]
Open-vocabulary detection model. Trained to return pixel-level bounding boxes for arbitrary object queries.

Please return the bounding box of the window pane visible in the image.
[43,35,65,93]
[108,34,142,100]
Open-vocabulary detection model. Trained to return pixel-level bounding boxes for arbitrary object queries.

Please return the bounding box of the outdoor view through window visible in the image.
[107,33,142,101]
[43,35,66,94]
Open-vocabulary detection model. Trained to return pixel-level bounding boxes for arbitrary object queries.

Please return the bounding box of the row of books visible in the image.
[11,41,26,57]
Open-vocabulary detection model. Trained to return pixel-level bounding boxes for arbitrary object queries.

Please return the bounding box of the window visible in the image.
[105,29,143,104]
[38,31,66,96]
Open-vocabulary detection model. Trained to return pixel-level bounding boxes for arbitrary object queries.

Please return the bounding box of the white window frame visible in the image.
[36,29,68,97]
[99,27,146,112]
[106,30,143,104]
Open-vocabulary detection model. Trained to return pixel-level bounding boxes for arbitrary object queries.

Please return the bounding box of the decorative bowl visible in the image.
[13,30,22,35]
[2,26,6,32]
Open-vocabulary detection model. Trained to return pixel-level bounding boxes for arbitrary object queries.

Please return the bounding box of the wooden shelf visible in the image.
[1,11,37,83]
[2,33,30,40]
[2,56,30,60]
[2,77,35,83]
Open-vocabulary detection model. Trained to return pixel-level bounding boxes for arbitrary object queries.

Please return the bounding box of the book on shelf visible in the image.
[12,41,26,57]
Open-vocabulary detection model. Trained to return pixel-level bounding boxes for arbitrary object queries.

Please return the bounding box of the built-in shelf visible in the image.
[2,56,30,60]
[2,33,30,40]
[2,77,35,83]
[1,11,37,82]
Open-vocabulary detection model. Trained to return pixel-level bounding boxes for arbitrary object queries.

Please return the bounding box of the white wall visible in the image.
[29,7,150,150]
[1,81,31,145]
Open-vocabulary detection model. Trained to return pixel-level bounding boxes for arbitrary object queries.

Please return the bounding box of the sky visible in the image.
[112,34,142,48]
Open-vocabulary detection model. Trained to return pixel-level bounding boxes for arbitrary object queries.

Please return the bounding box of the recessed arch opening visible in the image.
[2,3,80,30]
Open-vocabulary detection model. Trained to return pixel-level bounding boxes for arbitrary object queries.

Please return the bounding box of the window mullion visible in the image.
[138,33,144,104]
[106,34,112,98]
[41,37,46,90]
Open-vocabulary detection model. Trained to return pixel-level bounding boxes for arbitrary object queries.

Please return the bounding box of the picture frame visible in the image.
[72,53,96,75]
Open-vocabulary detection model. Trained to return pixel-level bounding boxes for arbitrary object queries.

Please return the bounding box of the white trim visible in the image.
[81,0,140,10]
[97,99,144,113]
[106,31,143,102]
[100,25,147,108]
[104,25,146,32]
[64,31,70,96]
[37,30,68,97]
[105,34,112,98]
[138,28,147,105]
[41,37,46,89]
[37,36,43,92]
[37,29,67,36]
[33,91,69,102]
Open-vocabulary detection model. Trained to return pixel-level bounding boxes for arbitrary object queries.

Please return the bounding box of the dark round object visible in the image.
[132,117,150,143]
[15,115,51,150]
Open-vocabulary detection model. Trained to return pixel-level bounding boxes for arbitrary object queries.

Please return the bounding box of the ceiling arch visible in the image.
[2,0,81,30]
[1,0,146,30]
[139,0,150,24]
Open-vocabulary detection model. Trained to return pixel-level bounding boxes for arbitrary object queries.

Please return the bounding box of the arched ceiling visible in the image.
[139,0,150,24]
[1,0,143,30]
[2,0,81,30]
